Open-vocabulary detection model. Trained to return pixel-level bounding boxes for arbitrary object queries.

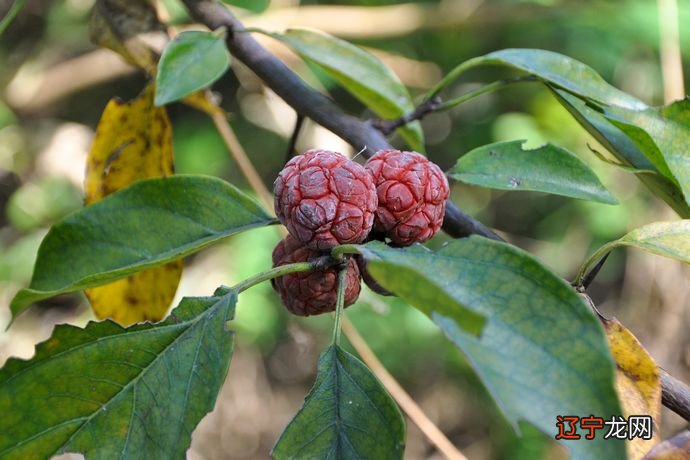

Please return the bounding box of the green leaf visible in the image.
[220,0,270,14]
[272,344,405,459]
[10,175,274,319]
[0,287,236,459]
[576,220,690,285]
[600,100,690,208]
[431,48,646,110]
[272,27,424,151]
[551,89,690,217]
[480,49,646,109]
[155,30,231,106]
[448,140,617,204]
[357,238,626,460]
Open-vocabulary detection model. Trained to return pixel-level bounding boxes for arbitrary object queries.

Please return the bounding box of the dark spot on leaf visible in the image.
[125,294,140,306]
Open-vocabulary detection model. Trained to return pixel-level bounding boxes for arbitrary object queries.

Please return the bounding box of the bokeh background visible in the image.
[1,0,689,458]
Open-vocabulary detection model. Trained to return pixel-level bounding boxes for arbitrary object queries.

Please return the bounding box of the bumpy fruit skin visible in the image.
[365,149,449,246]
[271,235,361,316]
[274,149,377,250]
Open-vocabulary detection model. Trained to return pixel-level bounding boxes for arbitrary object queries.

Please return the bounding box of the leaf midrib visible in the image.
[26,219,273,297]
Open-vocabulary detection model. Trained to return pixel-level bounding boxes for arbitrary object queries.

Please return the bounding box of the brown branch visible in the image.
[660,368,690,422]
[180,0,500,242]
[180,0,690,425]
[373,96,441,135]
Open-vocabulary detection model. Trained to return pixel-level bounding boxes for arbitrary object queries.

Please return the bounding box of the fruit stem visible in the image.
[330,244,361,258]
[233,261,314,293]
[331,266,348,345]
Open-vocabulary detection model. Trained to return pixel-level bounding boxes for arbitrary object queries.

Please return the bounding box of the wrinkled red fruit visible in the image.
[365,149,449,246]
[274,149,377,250]
[271,235,361,316]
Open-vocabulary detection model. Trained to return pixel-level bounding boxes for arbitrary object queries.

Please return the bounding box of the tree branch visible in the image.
[180,0,690,424]
[373,96,441,135]
[661,368,690,422]
[181,0,500,242]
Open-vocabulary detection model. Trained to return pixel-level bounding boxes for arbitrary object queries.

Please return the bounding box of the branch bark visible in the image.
[661,368,690,422]
[181,0,690,424]
[181,0,501,242]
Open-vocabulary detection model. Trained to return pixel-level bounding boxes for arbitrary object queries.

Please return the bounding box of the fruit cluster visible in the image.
[271,148,449,316]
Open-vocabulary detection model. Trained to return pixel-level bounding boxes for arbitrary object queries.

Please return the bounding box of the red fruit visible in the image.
[365,149,449,246]
[271,235,361,316]
[274,149,377,250]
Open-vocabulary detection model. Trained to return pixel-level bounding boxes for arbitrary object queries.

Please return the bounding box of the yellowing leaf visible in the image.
[605,318,662,459]
[85,264,183,325]
[85,84,174,199]
[84,83,182,326]
[89,0,167,75]
[643,430,690,460]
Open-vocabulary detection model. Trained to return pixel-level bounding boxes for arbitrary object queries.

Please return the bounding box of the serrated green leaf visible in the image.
[10,175,274,320]
[0,287,236,459]
[155,30,231,106]
[272,27,424,152]
[577,220,690,285]
[551,89,690,217]
[449,139,617,204]
[272,344,405,460]
[357,237,625,460]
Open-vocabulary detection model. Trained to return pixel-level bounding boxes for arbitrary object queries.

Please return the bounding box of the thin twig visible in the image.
[374,96,441,135]
[285,114,304,162]
[341,318,468,460]
[660,368,690,422]
[374,76,537,136]
[209,110,274,208]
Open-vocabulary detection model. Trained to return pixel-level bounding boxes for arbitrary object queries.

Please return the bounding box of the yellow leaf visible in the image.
[605,318,662,459]
[89,0,167,75]
[85,264,183,325]
[643,430,690,460]
[90,1,227,117]
[84,82,182,326]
